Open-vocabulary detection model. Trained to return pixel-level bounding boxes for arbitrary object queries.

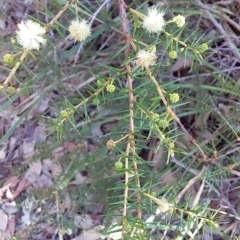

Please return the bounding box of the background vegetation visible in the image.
[0,0,240,239]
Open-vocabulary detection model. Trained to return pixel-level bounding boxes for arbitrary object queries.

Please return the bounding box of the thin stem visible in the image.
[45,0,77,31]
[115,134,129,144]
[57,80,110,127]
[118,0,141,237]
[145,66,207,161]
[4,50,29,86]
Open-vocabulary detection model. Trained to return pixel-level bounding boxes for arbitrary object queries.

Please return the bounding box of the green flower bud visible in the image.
[7,86,16,95]
[10,37,16,45]
[3,54,14,64]
[60,110,68,119]
[93,98,100,105]
[169,93,180,103]
[115,161,123,169]
[197,43,208,53]
[168,51,177,59]
[151,191,157,197]
[150,112,160,122]
[169,142,174,149]
[148,45,156,53]
[158,119,169,128]
[106,84,115,93]
[96,79,103,87]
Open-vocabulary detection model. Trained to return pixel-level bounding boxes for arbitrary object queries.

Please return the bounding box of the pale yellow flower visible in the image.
[173,15,185,27]
[16,20,46,50]
[68,19,91,42]
[135,50,157,69]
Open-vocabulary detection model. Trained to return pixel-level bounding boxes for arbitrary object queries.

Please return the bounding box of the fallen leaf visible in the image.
[69,173,86,185]
[6,188,14,200]
[4,215,15,239]
[13,177,31,199]
[71,227,101,240]
[0,209,8,231]
[22,138,35,159]
[74,214,95,229]
[42,159,62,177]
[3,176,19,188]
[28,160,42,176]
[1,202,18,215]
[63,142,77,153]
[34,125,46,143]
[171,57,192,73]
[0,145,7,163]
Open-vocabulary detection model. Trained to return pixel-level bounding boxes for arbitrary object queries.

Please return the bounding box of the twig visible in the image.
[4,50,29,86]
[45,0,76,31]
[175,166,206,204]
[145,66,207,161]
[118,0,141,237]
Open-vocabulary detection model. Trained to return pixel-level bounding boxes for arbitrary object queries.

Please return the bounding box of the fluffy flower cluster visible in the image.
[135,50,157,69]
[143,6,165,33]
[173,15,185,27]
[16,20,46,50]
[68,19,91,42]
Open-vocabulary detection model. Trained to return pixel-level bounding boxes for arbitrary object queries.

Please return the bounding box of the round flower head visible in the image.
[143,6,165,33]
[16,20,46,50]
[68,19,91,42]
[173,15,185,27]
[135,49,157,69]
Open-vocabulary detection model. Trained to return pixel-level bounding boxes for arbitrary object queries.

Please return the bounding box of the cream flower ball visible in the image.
[68,19,91,42]
[143,6,165,33]
[16,20,47,50]
[135,50,157,69]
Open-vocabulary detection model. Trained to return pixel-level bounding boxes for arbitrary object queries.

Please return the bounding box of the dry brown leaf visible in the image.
[39,223,57,235]
[171,57,192,73]
[150,147,166,171]
[159,170,179,186]
[71,227,101,240]
[31,174,53,188]
[194,111,211,130]
[0,209,8,231]
[218,103,231,116]
[1,202,18,215]
[42,159,62,177]
[4,215,15,239]
[69,173,86,185]
[3,176,18,188]
[27,97,49,120]
[0,145,7,163]
[6,188,13,200]
[34,125,46,143]
[27,160,42,176]
[13,177,31,199]
[63,141,77,153]
[8,137,17,150]
[22,138,35,160]
[74,214,95,229]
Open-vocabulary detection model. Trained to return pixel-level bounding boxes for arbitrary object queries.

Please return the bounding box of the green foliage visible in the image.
[1,0,240,239]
